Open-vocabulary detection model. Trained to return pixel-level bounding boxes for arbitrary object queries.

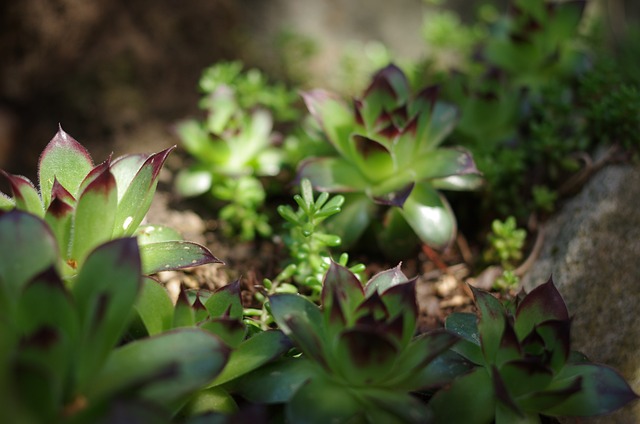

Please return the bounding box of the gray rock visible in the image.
[522,162,640,423]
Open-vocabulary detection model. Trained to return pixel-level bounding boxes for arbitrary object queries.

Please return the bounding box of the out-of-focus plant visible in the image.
[0,127,218,277]
[299,64,482,257]
[175,61,300,240]
[233,263,468,423]
[429,279,638,422]
[132,279,291,417]
[483,216,526,290]
[0,210,230,423]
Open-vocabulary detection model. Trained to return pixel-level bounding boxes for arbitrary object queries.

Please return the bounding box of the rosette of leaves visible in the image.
[0,127,218,276]
[175,62,300,240]
[0,210,230,423]
[428,279,638,422]
[236,263,465,423]
[132,278,292,418]
[299,64,482,254]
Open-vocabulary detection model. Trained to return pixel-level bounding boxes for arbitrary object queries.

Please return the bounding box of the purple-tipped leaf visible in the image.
[71,166,118,266]
[1,171,43,216]
[204,280,243,319]
[377,279,419,347]
[492,366,524,418]
[113,146,175,237]
[495,317,522,366]
[38,126,93,206]
[73,238,142,393]
[536,319,571,373]
[321,262,365,327]
[544,364,638,417]
[411,148,480,183]
[364,263,410,296]
[301,90,354,157]
[139,240,222,275]
[515,277,569,340]
[363,64,411,109]
[471,285,507,364]
[499,359,554,398]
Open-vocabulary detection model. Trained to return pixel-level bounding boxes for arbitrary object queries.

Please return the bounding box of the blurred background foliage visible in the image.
[0,0,637,180]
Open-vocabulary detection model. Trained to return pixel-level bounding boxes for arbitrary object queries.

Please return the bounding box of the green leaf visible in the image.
[232,357,318,404]
[0,172,44,216]
[325,193,376,249]
[445,312,485,365]
[298,157,369,193]
[399,182,457,249]
[321,261,365,328]
[364,264,410,297]
[175,166,213,198]
[173,289,196,328]
[333,328,399,385]
[181,386,238,416]
[431,173,485,191]
[139,241,222,275]
[135,224,183,245]
[515,278,569,340]
[15,267,78,407]
[203,280,243,320]
[109,154,148,202]
[44,180,75,256]
[210,330,291,386]
[301,90,355,158]
[419,101,459,151]
[427,367,496,423]
[287,377,363,424]
[89,329,230,407]
[73,238,142,392]
[135,277,174,335]
[471,285,507,364]
[199,317,246,348]
[38,127,94,206]
[71,166,118,266]
[410,148,479,183]
[0,191,15,209]
[112,146,175,237]
[544,364,638,417]
[0,211,59,310]
[360,388,432,424]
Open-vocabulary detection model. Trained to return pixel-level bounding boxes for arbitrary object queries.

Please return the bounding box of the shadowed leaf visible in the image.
[515,278,569,339]
[204,280,243,319]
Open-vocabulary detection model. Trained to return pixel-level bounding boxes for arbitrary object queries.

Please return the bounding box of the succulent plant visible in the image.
[133,278,292,417]
[0,127,218,276]
[174,61,300,240]
[298,64,482,254]
[428,279,638,422]
[235,263,468,423]
[0,210,229,423]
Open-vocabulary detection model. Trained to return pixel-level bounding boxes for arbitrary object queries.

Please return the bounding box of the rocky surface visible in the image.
[522,161,640,422]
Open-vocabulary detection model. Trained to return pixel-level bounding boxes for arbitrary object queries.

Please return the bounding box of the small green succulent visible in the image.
[0,210,230,423]
[235,263,467,423]
[0,127,218,277]
[298,64,482,255]
[429,279,638,422]
[484,216,527,290]
[175,61,300,240]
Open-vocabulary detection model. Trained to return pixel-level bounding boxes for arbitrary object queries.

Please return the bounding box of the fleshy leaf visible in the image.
[1,171,43,216]
[0,211,59,308]
[173,289,196,328]
[321,262,365,328]
[471,285,507,364]
[499,359,554,398]
[135,224,183,245]
[38,126,94,206]
[89,329,230,407]
[301,90,355,158]
[324,193,376,249]
[112,146,175,237]
[0,191,14,209]
[139,241,222,275]
[204,281,243,320]
[399,182,457,249]
[287,377,363,424]
[445,312,485,365]
[298,157,369,193]
[515,277,569,340]
[333,327,399,385]
[71,166,118,266]
[135,277,175,335]
[209,330,291,386]
[73,238,142,392]
[364,263,410,297]
[427,367,496,423]
[175,166,213,198]
[543,364,639,417]
[410,148,480,183]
